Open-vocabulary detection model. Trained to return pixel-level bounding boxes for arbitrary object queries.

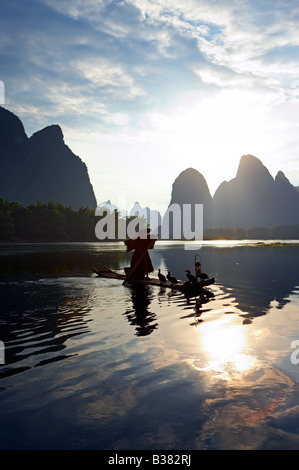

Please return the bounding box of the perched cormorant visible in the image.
[167,271,178,284]
[158,269,167,284]
[185,270,196,283]
[198,272,209,281]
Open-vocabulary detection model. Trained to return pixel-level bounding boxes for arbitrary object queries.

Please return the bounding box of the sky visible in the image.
[1,0,299,213]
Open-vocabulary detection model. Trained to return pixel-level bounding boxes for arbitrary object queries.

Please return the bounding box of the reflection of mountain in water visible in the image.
[160,245,299,323]
[123,286,158,336]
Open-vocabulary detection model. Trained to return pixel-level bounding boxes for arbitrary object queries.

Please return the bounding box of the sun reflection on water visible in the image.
[190,316,258,382]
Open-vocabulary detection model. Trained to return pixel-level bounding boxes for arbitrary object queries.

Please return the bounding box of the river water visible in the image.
[1,241,299,450]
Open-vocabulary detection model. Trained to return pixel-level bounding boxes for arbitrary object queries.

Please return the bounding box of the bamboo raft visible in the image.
[92,266,215,299]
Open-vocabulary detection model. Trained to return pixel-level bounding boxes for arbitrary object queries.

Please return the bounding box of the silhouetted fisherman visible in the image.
[124,229,156,282]
[195,260,202,280]
[195,260,209,281]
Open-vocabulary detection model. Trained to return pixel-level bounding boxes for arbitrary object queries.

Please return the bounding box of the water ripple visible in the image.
[0,278,93,381]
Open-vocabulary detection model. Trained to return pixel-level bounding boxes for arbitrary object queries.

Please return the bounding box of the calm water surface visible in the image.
[1,241,299,450]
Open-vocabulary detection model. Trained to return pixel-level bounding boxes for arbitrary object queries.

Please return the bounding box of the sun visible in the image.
[152,88,274,195]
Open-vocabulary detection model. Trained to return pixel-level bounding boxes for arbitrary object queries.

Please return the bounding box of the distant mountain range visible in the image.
[95,155,299,233]
[97,200,162,233]
[1,106,298,230]
[0,106,97,210]
[168,155,299,229]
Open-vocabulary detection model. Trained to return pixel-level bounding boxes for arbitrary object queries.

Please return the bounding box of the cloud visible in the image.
[1,0,299,206]
[3,0,297,119]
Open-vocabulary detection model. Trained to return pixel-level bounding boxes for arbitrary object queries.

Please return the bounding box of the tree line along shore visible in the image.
[1,199,299,242]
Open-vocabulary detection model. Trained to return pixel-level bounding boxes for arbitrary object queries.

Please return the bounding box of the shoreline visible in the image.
[1,239,299,246]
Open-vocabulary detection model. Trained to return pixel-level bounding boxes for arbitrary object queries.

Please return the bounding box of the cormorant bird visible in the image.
[158,269,167,284]
[185,270,196,283]
[198,272,209,281]
[167,271,178,284]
